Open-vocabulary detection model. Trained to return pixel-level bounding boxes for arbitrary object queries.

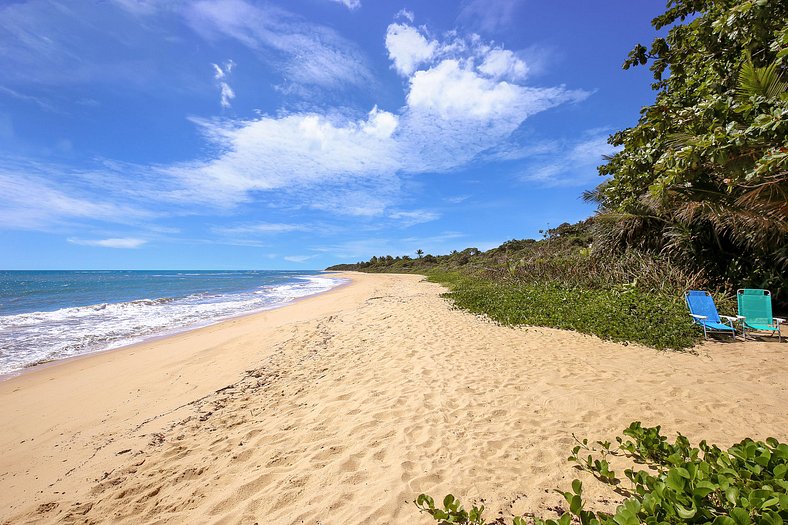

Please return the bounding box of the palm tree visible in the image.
[416,249,424,259]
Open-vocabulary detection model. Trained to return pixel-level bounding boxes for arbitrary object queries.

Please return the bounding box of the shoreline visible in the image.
[0,272,353,382]
[1,272,785,524]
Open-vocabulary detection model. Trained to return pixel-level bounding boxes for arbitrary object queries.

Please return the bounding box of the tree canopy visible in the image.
[592,0,787,299]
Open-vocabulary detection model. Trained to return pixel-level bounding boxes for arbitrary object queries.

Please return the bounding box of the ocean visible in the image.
[0,270,345,376]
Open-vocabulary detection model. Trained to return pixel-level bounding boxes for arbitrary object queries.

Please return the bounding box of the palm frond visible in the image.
[737,58,788,100]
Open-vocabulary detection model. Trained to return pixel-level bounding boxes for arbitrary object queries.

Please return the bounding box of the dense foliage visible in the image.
[415,422,788,525]
[591,0,787,304]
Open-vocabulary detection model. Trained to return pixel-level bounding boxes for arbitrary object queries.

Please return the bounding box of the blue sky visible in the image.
[0,0,665,270]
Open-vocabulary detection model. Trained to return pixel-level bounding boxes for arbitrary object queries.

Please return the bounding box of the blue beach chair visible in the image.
[685,290,739,339]
[737,289,785,342]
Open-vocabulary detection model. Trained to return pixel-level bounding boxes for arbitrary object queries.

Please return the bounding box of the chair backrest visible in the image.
[685,290,721,323]
[737,289,772,325]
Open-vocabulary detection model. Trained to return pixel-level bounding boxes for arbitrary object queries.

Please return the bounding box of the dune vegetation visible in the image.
[415,422,788,525]
[328,0,787,352]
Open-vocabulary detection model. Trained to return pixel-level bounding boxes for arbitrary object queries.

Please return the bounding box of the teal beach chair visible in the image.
[737,289,785,342]
[685,290,738,339]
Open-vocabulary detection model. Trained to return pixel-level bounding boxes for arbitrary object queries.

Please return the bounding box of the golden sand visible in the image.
[1,273,785,524]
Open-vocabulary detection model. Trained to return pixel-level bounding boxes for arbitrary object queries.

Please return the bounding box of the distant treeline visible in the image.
[326,219,713,299]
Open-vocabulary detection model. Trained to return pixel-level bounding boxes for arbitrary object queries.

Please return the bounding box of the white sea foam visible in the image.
[0,274,345,376]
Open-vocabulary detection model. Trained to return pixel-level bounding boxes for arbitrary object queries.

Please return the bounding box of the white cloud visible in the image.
[444,195,470,204]
[212,60,236,108]
[0,170,154,231]
[407,59,522,119]
[327,0,361,10]
[149,20,587,214]
[458,0,523,33]
[309,189,393,217]
[212,63,225,79]
[478,49,528,80]
[382,21,589,174]
[395,9,414,23]
[0,13,593,240]
[68,237,147,248]
[283,254,317,262]
[385,23,437,76]
[186,0,372,92]
[164,108,402,209]
[219,82,235,108]
[389,210,440,227]
[0,86,58,112]
[362,105,399,138]
[522,133,618,186]
[112,0,160,16]
[213,222,307,235]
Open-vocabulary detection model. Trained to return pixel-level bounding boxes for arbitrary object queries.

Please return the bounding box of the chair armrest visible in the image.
[720,315,738,322]
[735,315,746,320]
[690,314,707,320]
[774,317,786,324]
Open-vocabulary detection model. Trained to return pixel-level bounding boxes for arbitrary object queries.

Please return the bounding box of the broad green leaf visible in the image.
[730,507,751,525]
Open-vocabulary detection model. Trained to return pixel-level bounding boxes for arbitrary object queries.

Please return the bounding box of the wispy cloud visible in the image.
[457,0,524,33]
[283,254,317,263]
[212,222,308,235]
[0,86,58,112]
[444,195,470,204]
[185,0,373,93]
[211,59,236,108]
[0,1,165,89]
[0,168,155,231]
[521,132,618,186]
[389,210,440,227]
[150,19,587,216]
[0,7,593,252]
[68,237,147,248]
[327,0,361,10]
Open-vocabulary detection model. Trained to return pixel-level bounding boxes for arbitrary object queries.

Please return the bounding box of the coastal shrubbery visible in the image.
[428,270,697,350]
[415,422,788,525]
[328,220,711,350]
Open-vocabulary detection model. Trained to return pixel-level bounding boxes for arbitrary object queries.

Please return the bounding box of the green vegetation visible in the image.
[591,0,787,302]
[415,422,788,525]
[327,0,786,349]
[428,270,697,350]
[328,221,710,350]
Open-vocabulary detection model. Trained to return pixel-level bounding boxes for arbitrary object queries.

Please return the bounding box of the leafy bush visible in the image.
[415,422,788,525]
[590,0,788,306]
[428,271,700,350]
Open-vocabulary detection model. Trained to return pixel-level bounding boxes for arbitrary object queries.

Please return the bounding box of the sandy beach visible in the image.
[1,272,785,524]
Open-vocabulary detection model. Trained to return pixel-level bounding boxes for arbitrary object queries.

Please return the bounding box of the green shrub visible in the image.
[415,422,788,525]
[427,271,700,350]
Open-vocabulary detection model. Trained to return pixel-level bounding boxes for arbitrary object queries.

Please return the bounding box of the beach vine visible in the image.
[415,422,788,525]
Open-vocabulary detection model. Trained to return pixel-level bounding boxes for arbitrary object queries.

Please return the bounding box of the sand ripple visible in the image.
[2,274,786,524]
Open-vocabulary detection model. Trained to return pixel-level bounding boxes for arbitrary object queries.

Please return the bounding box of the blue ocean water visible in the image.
[0,270,345,376]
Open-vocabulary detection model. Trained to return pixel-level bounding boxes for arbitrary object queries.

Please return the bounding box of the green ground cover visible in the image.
[427,270,699,350]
